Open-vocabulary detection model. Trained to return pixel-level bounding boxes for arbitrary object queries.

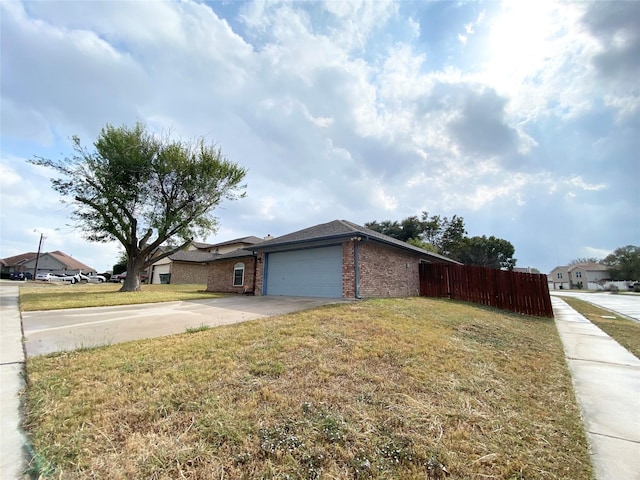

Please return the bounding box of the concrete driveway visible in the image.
[22,295,343,357]
[551,290,640,322]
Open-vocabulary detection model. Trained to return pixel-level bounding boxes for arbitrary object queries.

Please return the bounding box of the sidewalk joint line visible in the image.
[590,431,640,444]
[567,356,640,368]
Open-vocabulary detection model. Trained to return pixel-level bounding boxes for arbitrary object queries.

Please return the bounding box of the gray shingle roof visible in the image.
[169,250,218,263]
[208,248,256,262]
[209,236,263,248]
[252,219,459,264]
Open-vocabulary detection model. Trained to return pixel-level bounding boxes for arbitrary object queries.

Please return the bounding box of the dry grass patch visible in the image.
[24,298,592,479]
[560,296,640,358]
[19,283,218,311]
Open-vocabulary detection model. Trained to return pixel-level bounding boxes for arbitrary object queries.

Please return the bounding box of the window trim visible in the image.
[233,262,245,287]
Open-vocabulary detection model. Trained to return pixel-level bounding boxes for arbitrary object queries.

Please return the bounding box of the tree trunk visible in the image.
[119,257,144,292]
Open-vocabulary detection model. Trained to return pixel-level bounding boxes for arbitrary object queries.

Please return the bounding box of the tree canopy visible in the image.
[451,235,516,271]
[602,245,640,280]
[366,212,517,270]
[30,123,247,291]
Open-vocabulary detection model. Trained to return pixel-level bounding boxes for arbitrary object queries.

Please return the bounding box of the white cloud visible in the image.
[0,0,637,276]
[568,176,606,192]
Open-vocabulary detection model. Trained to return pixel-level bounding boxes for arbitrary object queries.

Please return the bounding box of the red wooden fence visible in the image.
[419,263,553,317]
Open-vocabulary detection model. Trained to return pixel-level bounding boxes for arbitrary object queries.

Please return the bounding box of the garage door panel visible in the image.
[266,246,342,298]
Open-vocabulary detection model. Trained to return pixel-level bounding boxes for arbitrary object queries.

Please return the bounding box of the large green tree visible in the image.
[365,211,467,255]
[367,212,517,270]
[602,245,640,280]
[31,123,247,292]
[451,235,517,271]
[419,212,466,257]
[365,216,424,243]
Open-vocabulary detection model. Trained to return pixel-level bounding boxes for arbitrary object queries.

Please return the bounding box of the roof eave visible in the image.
[252,234,460,264]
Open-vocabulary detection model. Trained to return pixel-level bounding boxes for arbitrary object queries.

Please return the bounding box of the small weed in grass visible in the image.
[185,324,211,334]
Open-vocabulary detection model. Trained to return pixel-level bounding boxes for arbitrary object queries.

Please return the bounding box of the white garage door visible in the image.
[265,246,343,298]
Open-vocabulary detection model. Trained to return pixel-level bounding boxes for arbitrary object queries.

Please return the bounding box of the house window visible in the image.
[575,271,582,278]
[233,262,245,287]
[557,273,563,279]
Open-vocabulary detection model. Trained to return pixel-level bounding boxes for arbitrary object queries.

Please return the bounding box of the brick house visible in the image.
[243,219,459,299]
[149,237,262,284]
[206,249,258,294]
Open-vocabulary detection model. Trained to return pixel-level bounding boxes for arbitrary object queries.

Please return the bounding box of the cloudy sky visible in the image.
[1,0,638,274]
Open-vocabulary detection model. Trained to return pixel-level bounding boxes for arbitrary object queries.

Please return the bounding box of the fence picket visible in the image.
[419,263,553,317]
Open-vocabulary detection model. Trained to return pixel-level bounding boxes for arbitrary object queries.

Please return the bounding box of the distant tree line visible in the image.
[561,247,640,281]
[365,212,517,270]
[601,245,639,281]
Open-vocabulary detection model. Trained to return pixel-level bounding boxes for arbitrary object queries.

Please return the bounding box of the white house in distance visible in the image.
[548,262,609,290]
[1,251,96,277]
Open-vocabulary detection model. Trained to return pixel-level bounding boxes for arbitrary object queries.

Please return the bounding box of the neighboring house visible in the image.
[548,262,609,290]
[0,251,96,277]
[206,248,258,294]
[149,237,263,284]
[210,219,459,299]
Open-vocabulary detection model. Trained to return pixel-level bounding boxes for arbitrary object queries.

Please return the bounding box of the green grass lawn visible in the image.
[24,298,593,479]
[19,283,219,311]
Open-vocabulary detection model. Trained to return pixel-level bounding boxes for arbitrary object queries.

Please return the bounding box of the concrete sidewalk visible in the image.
[0,284,27,479]
[552,296,640,480]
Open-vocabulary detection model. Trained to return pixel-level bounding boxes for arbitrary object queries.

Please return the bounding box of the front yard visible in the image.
[23,297,593,479]
[19,283,217,311]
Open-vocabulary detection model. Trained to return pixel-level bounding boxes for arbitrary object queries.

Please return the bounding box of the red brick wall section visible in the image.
[342,241,355,298]
[254,253,265,296]
[357,242,422,297]
[206,258,257,294]
[169,262,209,284]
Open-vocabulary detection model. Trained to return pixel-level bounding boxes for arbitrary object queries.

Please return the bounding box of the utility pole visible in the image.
[33,231,46,280]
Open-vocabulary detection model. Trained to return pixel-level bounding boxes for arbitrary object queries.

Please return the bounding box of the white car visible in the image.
[36,273,52,281]
[52,273,88,284]
[85,274,106,283]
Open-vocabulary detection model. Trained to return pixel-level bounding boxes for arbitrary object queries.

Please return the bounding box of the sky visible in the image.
[1,0,638,274]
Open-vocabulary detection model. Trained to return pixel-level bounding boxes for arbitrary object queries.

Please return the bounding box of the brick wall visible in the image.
[254,253,265,295]
[170,262,209,284]
[357,242,422,297]
[207,258,257,294]
[342,241,355,298]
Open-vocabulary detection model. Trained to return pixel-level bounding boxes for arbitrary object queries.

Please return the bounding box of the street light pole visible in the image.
[33,232,46,280]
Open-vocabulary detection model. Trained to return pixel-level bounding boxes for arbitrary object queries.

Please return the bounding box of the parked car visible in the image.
[110,272,125,283]
[50,273,88,284]
[110,271,148,283]
[10,271,32,280]
[85,274,107,283]
[36,273,52,281]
